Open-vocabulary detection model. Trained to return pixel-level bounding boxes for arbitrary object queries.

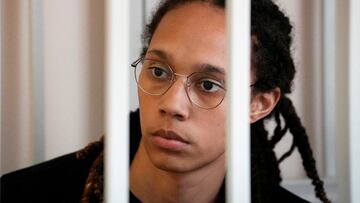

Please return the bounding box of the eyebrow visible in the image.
[146,49,170,61]
[198,64,225,76]
[146,49,225,75]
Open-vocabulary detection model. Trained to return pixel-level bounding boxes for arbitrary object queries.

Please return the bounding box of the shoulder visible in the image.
[1,152,92,203]
[273,186,310,203]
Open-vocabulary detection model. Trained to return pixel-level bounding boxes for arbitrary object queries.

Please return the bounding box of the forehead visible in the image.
[146,2,226,74]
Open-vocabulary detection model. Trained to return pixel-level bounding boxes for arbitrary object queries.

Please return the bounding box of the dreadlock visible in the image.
[78,0,331,202]
[275,97,331,202]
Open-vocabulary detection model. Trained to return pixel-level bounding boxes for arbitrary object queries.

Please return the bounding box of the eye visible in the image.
[152,67,166,78]
[149,67,170,80]
[197,79,222,93]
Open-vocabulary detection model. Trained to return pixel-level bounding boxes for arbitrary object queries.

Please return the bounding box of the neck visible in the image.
[130,140,225,203]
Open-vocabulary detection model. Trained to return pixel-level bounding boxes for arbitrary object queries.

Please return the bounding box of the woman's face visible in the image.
[138,2,227,173]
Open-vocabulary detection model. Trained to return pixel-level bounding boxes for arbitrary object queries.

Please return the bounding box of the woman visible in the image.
[1,0,331,202]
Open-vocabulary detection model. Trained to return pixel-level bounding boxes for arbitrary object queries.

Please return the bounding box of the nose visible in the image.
[158,77,191,121]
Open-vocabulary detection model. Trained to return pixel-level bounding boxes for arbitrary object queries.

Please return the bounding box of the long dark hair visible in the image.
[141,0,330,202]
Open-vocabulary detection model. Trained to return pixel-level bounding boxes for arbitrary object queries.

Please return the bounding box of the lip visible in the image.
[151,129,189,151]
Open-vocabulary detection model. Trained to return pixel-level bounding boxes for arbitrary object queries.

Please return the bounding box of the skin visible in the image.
[130,2,280,203]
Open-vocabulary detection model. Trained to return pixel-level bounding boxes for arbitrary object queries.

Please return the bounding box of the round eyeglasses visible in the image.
[131,57,226,109]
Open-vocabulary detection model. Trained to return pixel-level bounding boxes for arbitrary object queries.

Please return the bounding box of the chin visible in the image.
[145,147,200,174]
[147,149,222,174]
[151,157,199,174]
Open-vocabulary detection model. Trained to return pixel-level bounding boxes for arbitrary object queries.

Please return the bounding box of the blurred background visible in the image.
[1,0,358,202]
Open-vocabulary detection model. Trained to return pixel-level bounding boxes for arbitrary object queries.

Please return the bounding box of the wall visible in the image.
[42,0,105,160]
[1,0,33,175]
[1,0,106,174]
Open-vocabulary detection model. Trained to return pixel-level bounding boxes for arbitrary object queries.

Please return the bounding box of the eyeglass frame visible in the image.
[131,57,227,110]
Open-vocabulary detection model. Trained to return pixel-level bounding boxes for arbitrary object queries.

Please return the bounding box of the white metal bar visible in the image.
[104,0,130,202]
[30,0,45,164]
[323,0,337,179]
[349,0,360,202]
[0,0,2,175]
[335,0,351,202]
[226,0,251,202]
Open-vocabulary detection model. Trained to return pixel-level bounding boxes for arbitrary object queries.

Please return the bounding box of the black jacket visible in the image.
[1,110,309,203]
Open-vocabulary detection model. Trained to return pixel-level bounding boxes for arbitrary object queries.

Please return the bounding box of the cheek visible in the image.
[196,109,226,149]
[210,109,226,138]
[138,92,158,129]
[139,91,155,111]
[138,91,146,107]
[195,121,226,164]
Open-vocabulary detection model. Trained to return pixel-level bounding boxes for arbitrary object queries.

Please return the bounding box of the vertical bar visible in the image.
[226,0,251,203]
[335,0,350,202]
[323,0,337,179]
[349,0,360,202]
[0,0,2,175]
[30,0,45,164]
[105,0,130,202]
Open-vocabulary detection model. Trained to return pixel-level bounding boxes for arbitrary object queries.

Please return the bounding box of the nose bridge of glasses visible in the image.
[173,72,191,86]
[165,72,192,103]
[173,72,188,78]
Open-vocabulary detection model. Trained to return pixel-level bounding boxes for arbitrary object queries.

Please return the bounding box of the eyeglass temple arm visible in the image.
[131,57,143,67]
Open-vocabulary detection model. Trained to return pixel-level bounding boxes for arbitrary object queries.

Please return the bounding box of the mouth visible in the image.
[151,129,190,151]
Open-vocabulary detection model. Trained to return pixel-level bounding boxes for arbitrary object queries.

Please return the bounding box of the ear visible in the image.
[250,88,281,123]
